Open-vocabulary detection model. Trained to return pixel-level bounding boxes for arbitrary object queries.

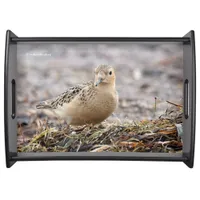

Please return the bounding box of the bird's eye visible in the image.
[109,71,112,75]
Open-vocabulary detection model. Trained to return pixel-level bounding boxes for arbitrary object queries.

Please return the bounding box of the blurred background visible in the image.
[17,42,183,125]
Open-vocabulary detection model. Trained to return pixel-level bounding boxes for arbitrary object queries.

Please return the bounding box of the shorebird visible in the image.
[36,65,118,126]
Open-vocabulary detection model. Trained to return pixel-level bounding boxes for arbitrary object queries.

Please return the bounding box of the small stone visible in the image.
[71,131,76,135]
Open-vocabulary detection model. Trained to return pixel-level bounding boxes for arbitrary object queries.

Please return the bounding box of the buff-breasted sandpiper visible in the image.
[36,65,118,126]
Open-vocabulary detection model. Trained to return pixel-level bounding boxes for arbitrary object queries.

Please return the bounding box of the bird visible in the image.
[36,64,118,126]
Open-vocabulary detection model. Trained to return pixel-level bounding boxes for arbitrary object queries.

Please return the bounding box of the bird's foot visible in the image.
[62,121,71,132]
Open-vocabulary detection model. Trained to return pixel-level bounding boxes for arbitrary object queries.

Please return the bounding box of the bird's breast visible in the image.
[60,89,118,125]
[86,90,118,115]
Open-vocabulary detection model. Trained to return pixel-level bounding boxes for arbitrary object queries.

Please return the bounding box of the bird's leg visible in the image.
[57,118,63,130]
[87,123,95,130]
[63,120,70,130]
[63,116,73,131]
[53,116,65,130]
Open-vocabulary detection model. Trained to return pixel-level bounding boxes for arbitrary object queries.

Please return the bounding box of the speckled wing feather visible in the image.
[36,81,93,109]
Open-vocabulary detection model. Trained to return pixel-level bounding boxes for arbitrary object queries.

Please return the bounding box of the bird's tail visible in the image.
[36,101,52,109]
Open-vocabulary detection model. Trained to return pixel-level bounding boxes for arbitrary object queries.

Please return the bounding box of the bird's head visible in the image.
[94,65,116,88]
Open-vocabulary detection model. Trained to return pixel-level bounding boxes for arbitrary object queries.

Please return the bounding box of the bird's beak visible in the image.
[95,78,103,86]
[95,71,105,86]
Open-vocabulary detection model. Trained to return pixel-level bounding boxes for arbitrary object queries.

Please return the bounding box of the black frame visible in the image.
[4,30,196,168]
